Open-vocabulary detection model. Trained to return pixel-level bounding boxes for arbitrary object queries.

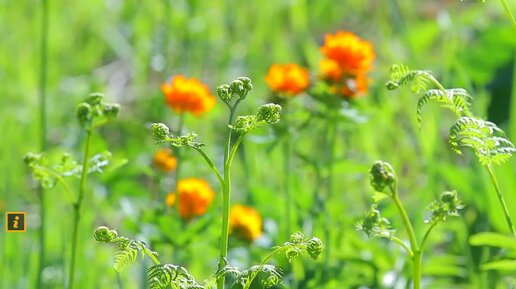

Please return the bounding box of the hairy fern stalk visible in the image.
[387,64,516,237]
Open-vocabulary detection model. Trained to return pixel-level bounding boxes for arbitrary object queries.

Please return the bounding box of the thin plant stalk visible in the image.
[499,0,516,29]
[486,164,516,237]
[173,113,185,189]
[68,129,93,289]
[37,0,49,287]
[390,186,421,289]
[217,103,241,289]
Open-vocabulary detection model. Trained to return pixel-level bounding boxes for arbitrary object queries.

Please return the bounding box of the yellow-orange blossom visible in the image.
[161,75,216,116]
[153,149,177,172]
[229,205,263,241]
[265,64,310,95]
[166,178,215,220]
[320,31,375,98]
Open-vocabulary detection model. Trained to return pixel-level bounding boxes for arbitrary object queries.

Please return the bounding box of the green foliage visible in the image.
[76,93,120,130]
[94,227,159,273]
[449,117,516,166]
[416,88,472,123]
[229,103,282,133]
[469,232,516,251]
[369,160,397,194]
[425,191,464,224]
[356,204,394,239]
[386,64,432,93]
[387,64,473,124]
[95,228,322,289]
[148,264,202,289]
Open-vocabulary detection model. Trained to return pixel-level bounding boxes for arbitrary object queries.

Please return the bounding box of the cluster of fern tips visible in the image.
[230,103,282,133]
[369,160,397,194]
[216,76,253,103]
[94,227,322,289]
[216,232,323,289]
[76,92,120,129]
[151,122,204,149]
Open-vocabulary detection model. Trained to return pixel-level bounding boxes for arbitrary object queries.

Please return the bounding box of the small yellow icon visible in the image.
[6,212,26,232]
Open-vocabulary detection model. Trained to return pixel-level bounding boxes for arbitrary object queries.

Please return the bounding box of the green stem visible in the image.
[143,248,161,265]
[390,236,413,256]
[217,103,241,289]
[192,147,224,186]
[412,250,422,289]
[37,0,49,288]
[173,113,185,188]
[486,164,516,237]
[499,0,516,29]
[68,129,93,289]
[389,186,421,289]
[420,222,437,251]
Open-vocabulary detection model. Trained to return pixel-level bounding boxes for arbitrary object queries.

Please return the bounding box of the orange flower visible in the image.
[265,64,310,96]
[320,58,343,82]
[230,205,262,241]
[338,73,369,99]
[161,76,216,116]
[153,149,177,172]
[320,31,375,74]
[167,178,215,220]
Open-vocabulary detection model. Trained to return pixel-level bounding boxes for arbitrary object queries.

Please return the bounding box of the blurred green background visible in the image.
[1,0,515,288]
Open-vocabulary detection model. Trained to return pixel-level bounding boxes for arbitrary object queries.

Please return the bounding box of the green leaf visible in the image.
[480,260,516,271]
[469,232,516,251]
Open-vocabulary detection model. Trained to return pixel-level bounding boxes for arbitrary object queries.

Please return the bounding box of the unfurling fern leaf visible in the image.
[416,88,473,124]
[148,264,202,289]
[113,238,146,272]
[236,265,283,289]
[449,117,516,166]
[386,64,433,93]
[94,227,160,272]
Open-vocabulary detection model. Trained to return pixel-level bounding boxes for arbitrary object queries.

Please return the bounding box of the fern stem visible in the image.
[389,186,421,289]
[68,129,93,289]
[486,164,516,237]
[499,0,516,29]
[420,222,438,251]
[192,147,224,185]
[173,113,184,196]
[426,74,446,91]
[390,236,413,256]
[217,102,241,289]
[36,0,49,287]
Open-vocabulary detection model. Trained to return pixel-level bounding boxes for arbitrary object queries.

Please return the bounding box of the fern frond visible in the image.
[94,227,160,273]
[113,238,146,272]
[449,117,516,166]
[148,264,202,289]
[387,64,433,93]
[416,88,472,124]
[237,265,283,288]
